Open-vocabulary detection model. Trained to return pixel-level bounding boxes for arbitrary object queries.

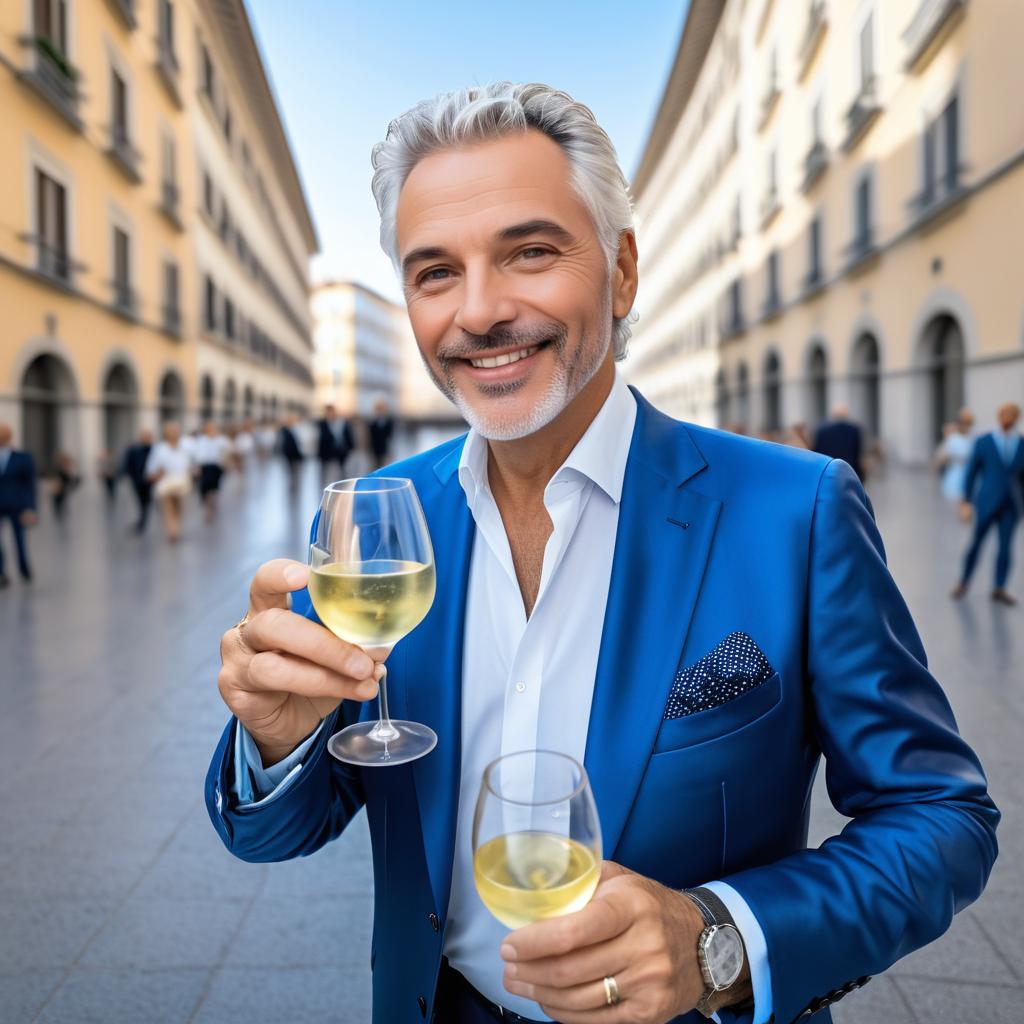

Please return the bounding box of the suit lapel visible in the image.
[402,443,475,914]
[584,392,722,858]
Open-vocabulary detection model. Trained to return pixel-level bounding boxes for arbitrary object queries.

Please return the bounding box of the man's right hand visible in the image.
[958,501,974,524]
[218,558,384,766]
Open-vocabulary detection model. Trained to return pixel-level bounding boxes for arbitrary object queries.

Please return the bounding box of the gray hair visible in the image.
[371,82,638,359]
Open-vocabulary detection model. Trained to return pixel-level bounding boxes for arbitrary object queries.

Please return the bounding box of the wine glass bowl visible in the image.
[309,478,438,766]
[472,750,602,929]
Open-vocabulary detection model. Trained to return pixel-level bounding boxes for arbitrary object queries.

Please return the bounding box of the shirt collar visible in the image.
[456,372,637,507]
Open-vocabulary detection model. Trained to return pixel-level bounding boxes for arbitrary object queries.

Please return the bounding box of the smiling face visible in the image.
[396,130,636,441]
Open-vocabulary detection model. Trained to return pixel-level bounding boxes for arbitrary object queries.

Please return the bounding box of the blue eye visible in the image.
[421,267,450,283]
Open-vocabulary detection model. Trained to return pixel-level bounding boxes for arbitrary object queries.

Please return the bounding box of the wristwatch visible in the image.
[685,887,746,1018]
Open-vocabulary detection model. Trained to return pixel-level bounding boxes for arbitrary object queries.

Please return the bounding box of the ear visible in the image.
[611,231,639,320]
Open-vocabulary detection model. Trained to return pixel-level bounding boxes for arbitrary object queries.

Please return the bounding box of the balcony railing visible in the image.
[845,230,878,272]
[802,141,830,192]
[112,281,137,318]
[105,0,136,29]
[903,0,967,71]
[35,238,72,284]
[19,36,83,129]
[802,266,825,298]
[760,189,781,228]
[162,305,182,337]
[108,128,142,183]
[844,76,882,150]
[159,181,183,229]
[798,0,828,78]
[762,290,783,320]
[908,172,968,230]
[758,78,781,130]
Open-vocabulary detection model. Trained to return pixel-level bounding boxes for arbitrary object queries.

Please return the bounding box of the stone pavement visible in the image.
[0,453,1020,1023]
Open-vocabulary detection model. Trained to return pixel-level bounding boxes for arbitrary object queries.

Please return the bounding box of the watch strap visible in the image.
[686,886,735,929]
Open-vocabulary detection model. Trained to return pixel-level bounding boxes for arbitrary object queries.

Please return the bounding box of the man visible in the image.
[0,422,37,587]
[811,405,864,481]
[206,84,997,1024]
[277,413,304,491]
[122,428,154,534]
[369,398,396,470]
[317,403,354,479]
[952,401,1024,605]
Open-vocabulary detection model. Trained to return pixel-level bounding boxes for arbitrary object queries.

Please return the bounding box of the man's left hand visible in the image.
[500,861,744,1023]
[21,510,37,527]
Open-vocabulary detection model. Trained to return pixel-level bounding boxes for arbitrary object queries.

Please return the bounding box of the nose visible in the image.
[453,263,517,338]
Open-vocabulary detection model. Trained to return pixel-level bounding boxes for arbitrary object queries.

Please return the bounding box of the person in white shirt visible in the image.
[934,407,976,503]
[192,421,232,524]
[145,422,193,542]
[232,419,256,471]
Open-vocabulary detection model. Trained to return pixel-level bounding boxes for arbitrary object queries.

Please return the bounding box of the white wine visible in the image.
[474,831,600,929]
[309,559,436,647]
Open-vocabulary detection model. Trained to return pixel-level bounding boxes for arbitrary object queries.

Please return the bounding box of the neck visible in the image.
[485,352,615,504]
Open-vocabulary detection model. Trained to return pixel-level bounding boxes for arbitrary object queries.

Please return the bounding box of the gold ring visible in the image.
[603,975,620,1006]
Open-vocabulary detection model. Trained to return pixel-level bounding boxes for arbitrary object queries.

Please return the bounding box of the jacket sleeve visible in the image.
[721,458,999,1024]
[962,438,983,503]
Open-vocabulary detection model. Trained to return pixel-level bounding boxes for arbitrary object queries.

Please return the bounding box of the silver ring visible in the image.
[603,975,620,1006]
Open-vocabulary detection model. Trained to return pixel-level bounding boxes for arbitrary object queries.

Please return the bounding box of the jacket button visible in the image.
[417,994,427,1017]
[429,912,440,932]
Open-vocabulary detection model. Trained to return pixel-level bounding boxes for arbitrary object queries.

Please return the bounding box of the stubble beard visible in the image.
[421,298,613,442]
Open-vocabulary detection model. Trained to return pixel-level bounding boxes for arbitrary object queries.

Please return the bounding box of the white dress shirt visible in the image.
[233,373,772,1022]
[192,434,231,467]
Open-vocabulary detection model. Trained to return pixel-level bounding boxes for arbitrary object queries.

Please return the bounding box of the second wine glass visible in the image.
[308,477,437,766]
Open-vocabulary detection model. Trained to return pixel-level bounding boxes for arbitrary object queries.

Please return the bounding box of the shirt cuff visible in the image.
[232,719,325,808]
[704,880,773,1024]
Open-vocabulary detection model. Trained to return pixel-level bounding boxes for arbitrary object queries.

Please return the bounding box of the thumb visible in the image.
[249,558,310,615]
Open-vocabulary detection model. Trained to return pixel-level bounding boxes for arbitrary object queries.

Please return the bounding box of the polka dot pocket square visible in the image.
[664,632,777,720]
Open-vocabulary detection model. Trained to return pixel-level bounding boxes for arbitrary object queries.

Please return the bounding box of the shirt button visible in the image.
[515,682,526,694]
[429,912,439,932]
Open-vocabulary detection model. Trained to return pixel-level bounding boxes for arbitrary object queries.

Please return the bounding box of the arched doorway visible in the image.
[19,353,78,475]
[919,313,965,445]
[200,374,215,422]
[735,362,750,431]
[763,351,783,435]
[850,333,881,437]
[714,369,730,429]
[806,342,829,427]
[159,370,185,425]
[222,378,237,424]
[102,362,138,456]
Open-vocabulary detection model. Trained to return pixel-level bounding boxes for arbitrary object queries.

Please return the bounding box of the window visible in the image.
[768,149,778,197]
[159,0,176,60]
[203,171,214,216]
[204,274,218,330]
[161,133,176,187]
[765,250,781,310]
[224,296,235,340]
[111,68,129,145]
[34,167,68,279]
[222,104,232,144]
[922,93,960,204]
[807,215,823,284]
[854,172,873,249]
[201,43,215,99]
[858,9,875,93]
[811,94,823,145]
[163,260,180,329]
[112,226,131,308]
[34,0,68,52]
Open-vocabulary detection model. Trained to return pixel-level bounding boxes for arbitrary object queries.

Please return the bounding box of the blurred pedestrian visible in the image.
[316,404,353,479]
[952,402,1024,605]
[146,422,193,543]
[255,419,276,460]
[813,405,864,480]
[233,419,256,471]
[278,414,303,491]
[97,449,118,503]
[0,422,37,587]
[51,451,81,520]
[193,421,231,524]
[369,398,395,470]
[122,428,154,534]
[935,408,976,502]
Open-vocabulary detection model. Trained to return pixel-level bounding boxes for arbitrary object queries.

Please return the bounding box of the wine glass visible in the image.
[472,750,602,929]
[308,477,437,766]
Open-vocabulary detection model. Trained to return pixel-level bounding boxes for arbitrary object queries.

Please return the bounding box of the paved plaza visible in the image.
[0,451,1021,1023]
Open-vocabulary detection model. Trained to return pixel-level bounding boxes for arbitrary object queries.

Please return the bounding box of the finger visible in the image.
[247,651,380,702]
[502,893,629,963]
[504,938,631,1007]
[248,558,309,615]
[241,607,377,680]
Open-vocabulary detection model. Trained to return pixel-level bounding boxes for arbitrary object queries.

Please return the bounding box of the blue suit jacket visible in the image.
[206,392,997,1024]
[0,450,38,513]
[963,432,1024,520]
[811,421,863,479]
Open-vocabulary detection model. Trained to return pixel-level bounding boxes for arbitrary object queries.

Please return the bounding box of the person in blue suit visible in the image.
[206,83,997,1024]
[811,406,863,481]
[0,422,38,587]
[952,401,1024,605]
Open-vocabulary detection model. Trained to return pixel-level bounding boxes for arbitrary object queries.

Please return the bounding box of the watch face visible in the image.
[704,925,744,990]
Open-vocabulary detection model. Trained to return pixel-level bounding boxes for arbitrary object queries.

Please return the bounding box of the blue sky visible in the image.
[246,0,688,302]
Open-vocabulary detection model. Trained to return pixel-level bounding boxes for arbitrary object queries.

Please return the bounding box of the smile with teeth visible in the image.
[467,345,540,369]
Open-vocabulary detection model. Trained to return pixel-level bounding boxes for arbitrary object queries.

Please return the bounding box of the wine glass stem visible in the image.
[370,665,400,743]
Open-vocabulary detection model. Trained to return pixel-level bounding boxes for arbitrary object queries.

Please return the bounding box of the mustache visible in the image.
[437,323,567,362]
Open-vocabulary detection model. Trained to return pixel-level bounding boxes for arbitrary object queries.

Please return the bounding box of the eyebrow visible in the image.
[401,219,577,279]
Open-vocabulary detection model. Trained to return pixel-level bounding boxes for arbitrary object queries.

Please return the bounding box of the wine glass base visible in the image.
[328,720,437,766]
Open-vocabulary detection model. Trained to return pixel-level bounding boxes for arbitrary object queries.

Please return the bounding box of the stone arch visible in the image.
[101,359,139,456]
[762,348,784,435]
[19,351,80,475]
[804,337,829,427]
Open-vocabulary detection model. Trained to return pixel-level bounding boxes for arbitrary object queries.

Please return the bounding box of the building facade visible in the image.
[626,0,1024,463]
[0,0,316,478]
